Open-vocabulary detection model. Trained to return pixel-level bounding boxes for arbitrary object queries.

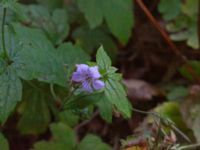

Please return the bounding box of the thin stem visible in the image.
[1,8,9,62]
[179,143,200,150]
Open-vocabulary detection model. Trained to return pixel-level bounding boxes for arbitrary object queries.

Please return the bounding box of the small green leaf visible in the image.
[0,132,9,150]
[77,134,111,150]
[36,0,63,11]
[167,86,189,101]
[105,79,132,118]
[96,46,111,70]
[158,0,181,21]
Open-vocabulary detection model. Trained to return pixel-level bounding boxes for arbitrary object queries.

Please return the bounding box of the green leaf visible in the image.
[158,0,181,21]
[96,46,111,70]
[179,60,200,81]
[105,79,132,118]
[0,132,9,150]
[72,26,117,60]
[17,90,51,135]
[0,67,22,124]
[77,0,103,29]
[96,47,132,118]
[33,123,76,150]
[77,134,111,150]
[96,97,113,123]
[77,0,134,44]
[64,92,104,109]
[59,110,79,127]
[167,86,189,101]
[102,0,134,44]
[36,0,63,11]
[14,5,69,45]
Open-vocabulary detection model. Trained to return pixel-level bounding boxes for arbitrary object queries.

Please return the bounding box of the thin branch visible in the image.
[1,8,10,62]
[135,0,200,84]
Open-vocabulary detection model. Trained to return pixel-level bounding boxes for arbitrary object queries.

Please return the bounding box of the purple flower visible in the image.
[72,64,105,92]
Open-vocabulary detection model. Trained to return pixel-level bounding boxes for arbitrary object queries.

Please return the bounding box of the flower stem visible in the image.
[1,8,10,62]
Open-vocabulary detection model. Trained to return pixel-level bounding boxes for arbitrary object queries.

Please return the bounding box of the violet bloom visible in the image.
[72,64,105,92]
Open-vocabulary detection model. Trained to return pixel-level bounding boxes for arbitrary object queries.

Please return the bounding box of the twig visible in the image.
[135,0,200,84]
[74,110,99,131]
[179,143,200,150]
[1,8,10,62]
[198,0,200,49]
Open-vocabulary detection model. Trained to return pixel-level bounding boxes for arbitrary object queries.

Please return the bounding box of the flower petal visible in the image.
[92,80,105,90]
[76,64,89,73]
[71,72,85,82]
[82,81,93,92]
[88,66,101,79]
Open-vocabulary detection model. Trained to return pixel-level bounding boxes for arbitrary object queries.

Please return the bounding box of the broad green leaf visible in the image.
[14,5,69,45]
[0,132,9,150]
[96,46,111,70]
[96,97,113,123]
[77,0,134,44]
[77,134,111,150]
[72,26,117,60]
[36,0,63,11]
[56,42,90,82]
[101,0,134,44]
[0,67,22,124]
[158,0,181,21]
[33,123,76,150]
[77,0,103,29]
[18,90,51,135]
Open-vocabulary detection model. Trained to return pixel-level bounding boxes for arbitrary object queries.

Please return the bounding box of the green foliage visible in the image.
[158,0,199,49]
[167,86,189,101]
[179,60,200,81]
[77,0,134,44]
[96,47,132,118]
[158,0,181,20]
[77,134,111,150]
[0,132,9,150]
[33,123,111,150]
[33,123,76,150]
[17,88,51,135]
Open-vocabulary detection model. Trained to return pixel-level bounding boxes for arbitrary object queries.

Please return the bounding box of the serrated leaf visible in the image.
[158,0,181,21]
[105,79,132,118]
[18,89,51,135]
[77,0,134,44]
[0,132,9,150]
[14,4,69,45]
[33,123,76,150]
[96,46,111,70]
[0,67,22,124]
[77,134,111,150]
